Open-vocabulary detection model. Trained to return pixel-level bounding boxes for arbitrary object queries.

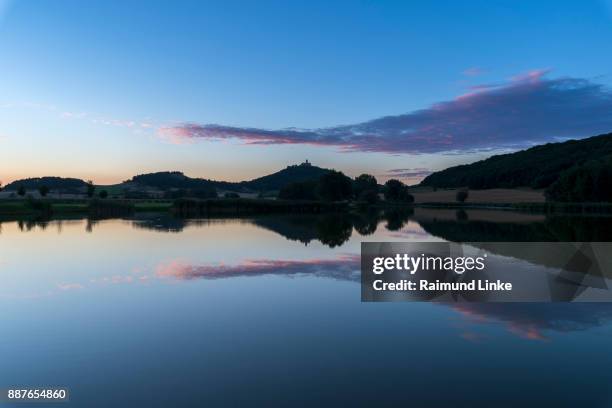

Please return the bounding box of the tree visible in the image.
[98,190,108,199]
[546,157,612,202]
[38,185,50,197]
[384,208,413,231]
[316,171,353,201]
[358,189,379,204]
[353,174,378,198]
[278,180,318,200]
[383,179,414,202]
[193,187,218,199]
[17,185,26,197]
[164,189,187,199]
[315,214,353,247]
[86,180,95,198]
[224,192,240,199]
[456,189,469,203]
[0,181,3,192]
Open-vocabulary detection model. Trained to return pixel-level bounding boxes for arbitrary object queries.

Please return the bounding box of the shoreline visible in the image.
[2,196,612,218]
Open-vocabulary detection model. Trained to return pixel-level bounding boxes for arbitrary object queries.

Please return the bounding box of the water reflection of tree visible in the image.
[131,214,189,233]
[131,212,373,248]
[14,217,50,232]
[383,208,414,231]
[1,207,411,247]
[8,208,612,249]
[1,216,87,234]
[351,209,380,235]
[251,215,322,245]
[316,214,353,248]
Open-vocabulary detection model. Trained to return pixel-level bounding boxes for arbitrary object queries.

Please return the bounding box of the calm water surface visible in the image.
[2,210,612,407]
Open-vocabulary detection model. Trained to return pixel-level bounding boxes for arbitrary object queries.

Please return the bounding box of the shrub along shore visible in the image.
[0,197,351,218]
[3,196,612,219]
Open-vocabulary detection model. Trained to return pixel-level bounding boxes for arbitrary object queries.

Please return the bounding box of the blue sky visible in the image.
[1,0,612,184]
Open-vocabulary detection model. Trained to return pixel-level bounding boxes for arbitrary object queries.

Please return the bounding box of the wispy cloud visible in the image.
[57,282,84,291]
[386,168,433,178]
[159,70,612,154]
[462,67,485,77]
[0,101,158,134]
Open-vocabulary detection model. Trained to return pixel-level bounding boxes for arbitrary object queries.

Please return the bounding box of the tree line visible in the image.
[278,170,415,203]
[546,155,612,202]
[1,172,416,204]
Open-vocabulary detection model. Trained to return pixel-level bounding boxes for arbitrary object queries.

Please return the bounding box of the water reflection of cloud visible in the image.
[57,283,84,291]
[33,255,360,298]
[156,255,361,282]
[452,303,612,341]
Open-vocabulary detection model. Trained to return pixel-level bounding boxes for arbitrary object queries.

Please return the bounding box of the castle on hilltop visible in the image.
[287,160,313,170]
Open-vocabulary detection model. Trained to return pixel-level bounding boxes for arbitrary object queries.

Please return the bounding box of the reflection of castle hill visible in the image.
[0,209,414,248]
[250,208,413,247]
[4,206,612,246]
[129,214,353,244]
[413,208,612,242]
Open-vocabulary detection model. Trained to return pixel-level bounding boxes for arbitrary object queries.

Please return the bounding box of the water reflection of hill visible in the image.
[129,210,411,248]
[5,208,612,249]
[416,210,612,242]
[414,209,612,281]
[251,215,338,246]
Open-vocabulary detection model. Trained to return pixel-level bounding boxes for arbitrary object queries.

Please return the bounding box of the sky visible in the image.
[1,0,612,185]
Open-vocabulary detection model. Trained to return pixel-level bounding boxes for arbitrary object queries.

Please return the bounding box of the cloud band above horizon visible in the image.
[159,71,612,154]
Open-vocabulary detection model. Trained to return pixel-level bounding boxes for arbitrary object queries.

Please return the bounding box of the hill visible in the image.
[3,177,88,193]
[420,132,612,190]
[238,161,331,191]
[2,162,333,197]
[129,171,217,190]
[124,162,330,193]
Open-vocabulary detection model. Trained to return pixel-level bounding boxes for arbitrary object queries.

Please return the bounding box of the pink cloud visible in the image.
[158,70,612,154]
[511,68,551,83]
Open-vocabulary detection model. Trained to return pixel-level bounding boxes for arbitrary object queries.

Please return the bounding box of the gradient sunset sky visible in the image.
[1,0,612,185]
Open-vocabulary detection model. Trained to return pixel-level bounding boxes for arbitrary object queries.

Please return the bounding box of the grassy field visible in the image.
[0,199,131,216]
[0,200,36,215]
[133,201,173,211]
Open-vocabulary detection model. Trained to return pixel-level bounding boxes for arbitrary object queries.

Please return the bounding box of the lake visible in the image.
[2,208,612,407]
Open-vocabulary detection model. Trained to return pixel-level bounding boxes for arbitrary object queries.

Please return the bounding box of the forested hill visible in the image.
[125,162,331,192]
[239,162,331,191]
[3,162,332,194]
[3,177,87,193]
[420,133,612,189]
[130,171,216,190]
